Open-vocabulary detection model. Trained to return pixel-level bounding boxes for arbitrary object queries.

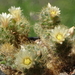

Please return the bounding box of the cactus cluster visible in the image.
[0,3,75,75]
[0,6,30,46]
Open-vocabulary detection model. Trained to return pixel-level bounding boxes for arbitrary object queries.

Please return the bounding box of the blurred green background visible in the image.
[0,0,75,37]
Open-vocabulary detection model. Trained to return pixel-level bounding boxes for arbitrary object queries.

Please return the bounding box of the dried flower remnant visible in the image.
[0,13,12,27]
[50,25,69,44]
[0,43,16,56]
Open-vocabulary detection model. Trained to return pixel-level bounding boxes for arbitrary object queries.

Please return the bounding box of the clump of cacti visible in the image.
[0,3,75,75]
[34,3,75,75]
[0,6,30,46]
